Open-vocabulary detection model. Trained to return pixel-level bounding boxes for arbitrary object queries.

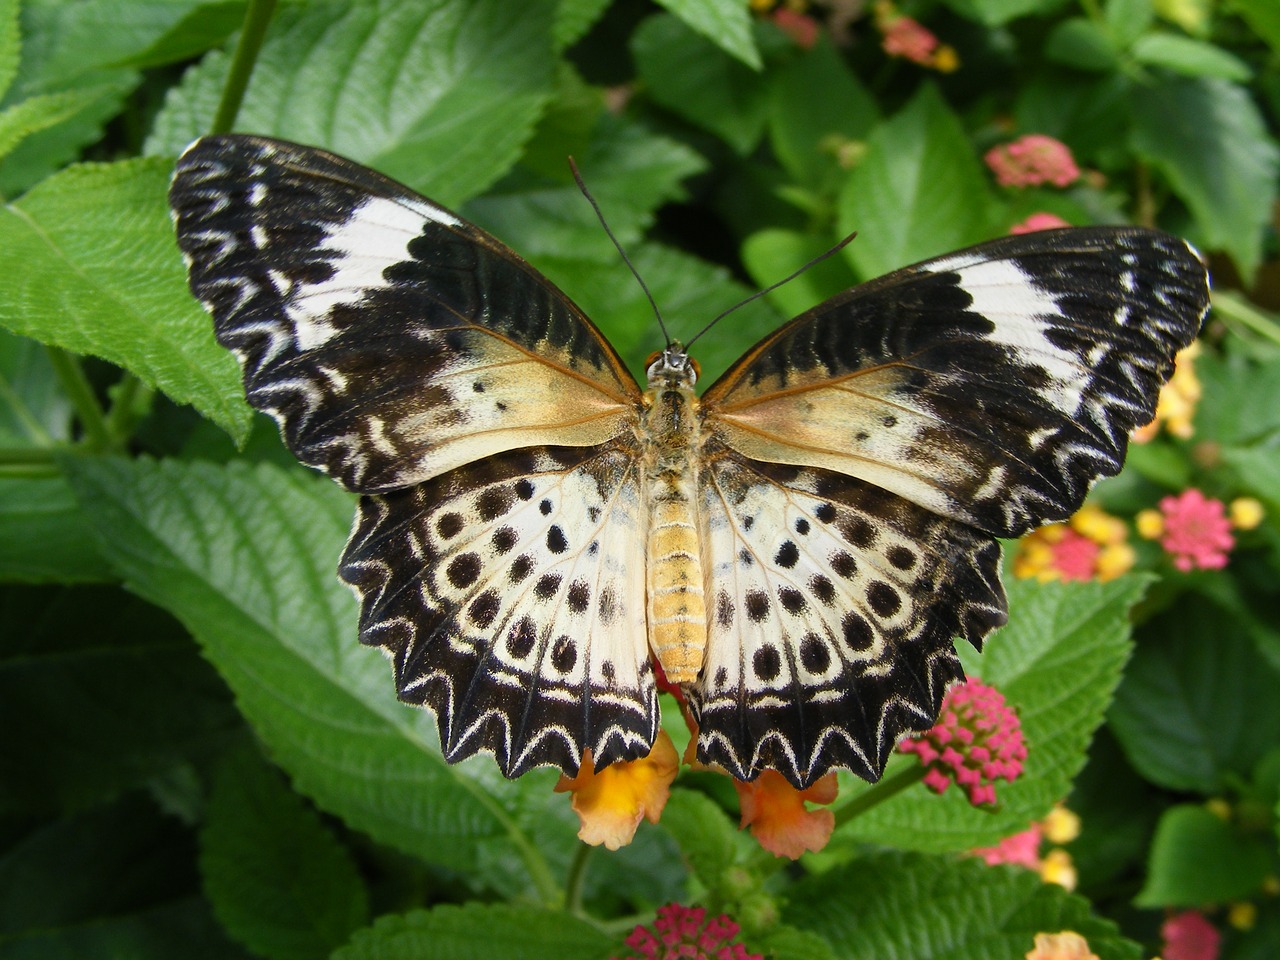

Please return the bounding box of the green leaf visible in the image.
[751,925,839,960]
[0,158,253,442]
[334,904,614,960]
[0,478,112,582]
[785,851,1142,960]
[838,84,993,282]
[0,794,244,958]
[1222,446,1280,516]
[1231,0,1280,50]
[835,575,1146,851]
[1106,0,1156,47]
[942,0,1062,27]
[0,0,17,99]
[1130,76,1279,283]
[64,457,557,896]
[767,35,879,188]
[1044,18,1120,72]
[653,0,761,69]
[0,328,69,443]
[201,747,369,960]
[1193,346,1280,448]
[631,13,769,155]
[1131,33,1252,80]
[553,0,612,51]
[659,787,742,890]
[0,87,104,162]
[150,0,558,208]
[0,584,240,812]
[1137,804,1275,906]
[1109,595,1280,792]
[741,227,858,319]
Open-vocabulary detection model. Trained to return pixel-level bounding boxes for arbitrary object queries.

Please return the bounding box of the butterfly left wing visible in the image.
[170,134,642,493]
[701,227,1209,538]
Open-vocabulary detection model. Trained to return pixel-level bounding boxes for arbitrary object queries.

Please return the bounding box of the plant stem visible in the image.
[1212,291,1280,348]
[45,346,115,452]
[211,0,279,134]
[564,841,594,915]
[833,764,926,829]
[105,373,149,442]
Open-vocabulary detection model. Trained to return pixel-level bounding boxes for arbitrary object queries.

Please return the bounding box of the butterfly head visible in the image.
[645,342,699,389]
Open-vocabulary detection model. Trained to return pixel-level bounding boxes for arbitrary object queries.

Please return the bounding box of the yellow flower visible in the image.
[932,45,960,72]
[1015,504,1133,582]
[1040,849,1078,890]
[1133,342,1202,443]
[1026,931,1099,960]
[1228,901,1257,930]
[1135,508,1165,540]
[1205,797,1232,821]
[554,731,679,850]
[1229,497,1264,530]
[1042,804,1081,844]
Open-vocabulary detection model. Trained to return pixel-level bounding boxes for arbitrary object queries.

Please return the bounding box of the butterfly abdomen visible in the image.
[642,384,707,684]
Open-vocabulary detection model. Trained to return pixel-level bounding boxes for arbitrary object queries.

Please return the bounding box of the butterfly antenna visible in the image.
[684,230,859,350]
[569,157,673,346]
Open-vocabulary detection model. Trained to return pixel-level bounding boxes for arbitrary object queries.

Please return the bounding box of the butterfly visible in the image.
[169,134,1209,789]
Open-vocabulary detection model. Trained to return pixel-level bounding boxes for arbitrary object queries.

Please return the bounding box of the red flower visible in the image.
[614,903,762,960]
[985,135,1081,189]
[898,679,1027,806]
[1010,213,1071,234]
[1162,910,1221,960]
[1140,488,1235,572]
[734,770,838,859]
[881,15,938,64]
[772,8,819,49]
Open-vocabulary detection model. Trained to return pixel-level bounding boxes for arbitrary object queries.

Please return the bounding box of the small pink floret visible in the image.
[985,135,1081,189]
[1158,489,1234,571]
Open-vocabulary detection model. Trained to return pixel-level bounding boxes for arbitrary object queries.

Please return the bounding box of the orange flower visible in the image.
[1026,931,1099,960]
[734,770,838,859]
[555,731,679,850]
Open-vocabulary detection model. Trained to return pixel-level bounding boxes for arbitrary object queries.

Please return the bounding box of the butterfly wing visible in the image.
[169,134,641,492]
[701,227,1210,537]
[340,442,656,776]
[692,448,1006,787]
[171,135,655,776]
[692,227,1208,786]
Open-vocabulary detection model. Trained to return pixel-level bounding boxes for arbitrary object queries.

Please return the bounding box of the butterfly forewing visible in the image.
[692,448,1006,786]
[169,135,641,493]
[339,442,656,776]
[701,227,1210,537]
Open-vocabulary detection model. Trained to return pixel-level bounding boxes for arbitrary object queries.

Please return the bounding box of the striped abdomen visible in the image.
[642,384,706,684]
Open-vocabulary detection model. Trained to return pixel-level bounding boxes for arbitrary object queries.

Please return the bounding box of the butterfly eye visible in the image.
[689,357,701,380]
[644,349,662,368]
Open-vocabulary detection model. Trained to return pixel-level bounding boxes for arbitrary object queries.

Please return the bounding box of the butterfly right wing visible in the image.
[170,134,641,493]
[339,441,656,777]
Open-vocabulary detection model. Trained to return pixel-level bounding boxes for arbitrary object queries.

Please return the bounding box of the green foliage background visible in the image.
[1,1,1279,958]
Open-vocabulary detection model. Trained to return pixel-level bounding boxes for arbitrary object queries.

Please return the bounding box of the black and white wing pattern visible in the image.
[694,228,1208,786]
[170,135,656,776]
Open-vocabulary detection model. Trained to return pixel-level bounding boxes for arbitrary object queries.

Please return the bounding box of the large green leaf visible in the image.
[149,0,558,208]
[838,84,993,282]
[1109,594,1280,792]
[1130,76,1279,282]
[785,851,1141,960]
[834,575,1146,851]
[0,158,252,441]
[336,904,613,960]
[201,746,369,960]
[943,0,1063,27]
[64,457,558,895]
[1136,803,1275,906]
[653,0,761,69]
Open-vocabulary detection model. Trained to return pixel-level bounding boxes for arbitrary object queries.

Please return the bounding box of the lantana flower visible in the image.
[734,770,838,859]
[614,903,762,960]
[1136,488,1235,572]
[1010,213,1071,234]
[897,678,1027,806]
[985,134,1081,189]
[1014,503,1134,582]
[971,804,1080,888]
[874,2,959,71]
[555,731,679,850]
[771,7,820,48]
[1133,342,1202,443]
[1161,910,1221,960]
[1026,931,1100,960]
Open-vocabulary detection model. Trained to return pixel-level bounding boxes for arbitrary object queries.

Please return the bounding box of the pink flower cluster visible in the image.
[615,904,762,960]
[898,679,1027,806]
[1162,910,1221,960]
[1156,488,1235,571]
[985,134,1080,189]
[1010,213,1071,234]
[881,16,938,64]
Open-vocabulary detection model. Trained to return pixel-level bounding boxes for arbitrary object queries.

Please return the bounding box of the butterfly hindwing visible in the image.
[169,135,641,493]
[339,442,656,776]
[692,447,1006,786]
[702,227,1209,537]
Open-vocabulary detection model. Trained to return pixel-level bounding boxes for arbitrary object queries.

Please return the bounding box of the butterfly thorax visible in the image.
[640,343,707,684]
